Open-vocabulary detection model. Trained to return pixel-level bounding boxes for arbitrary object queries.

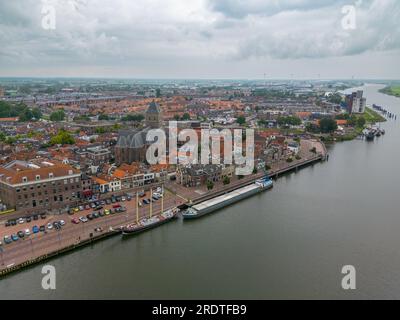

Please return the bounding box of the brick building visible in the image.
[0,160,82,212]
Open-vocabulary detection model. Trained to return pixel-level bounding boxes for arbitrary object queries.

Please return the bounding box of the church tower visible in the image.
[145,100,163,128]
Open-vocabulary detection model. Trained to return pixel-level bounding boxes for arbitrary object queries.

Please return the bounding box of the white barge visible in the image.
[182,177,273,219]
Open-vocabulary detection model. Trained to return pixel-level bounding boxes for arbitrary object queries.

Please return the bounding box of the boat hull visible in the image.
[122,214,177,236]
[183,181,273,220]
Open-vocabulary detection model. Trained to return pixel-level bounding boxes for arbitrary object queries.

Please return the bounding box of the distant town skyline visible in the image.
[0,0,399,79]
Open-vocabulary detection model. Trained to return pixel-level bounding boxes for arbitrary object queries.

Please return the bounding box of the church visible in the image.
[115,101,163,165]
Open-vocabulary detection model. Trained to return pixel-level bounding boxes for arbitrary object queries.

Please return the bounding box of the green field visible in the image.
[380,86,400,97]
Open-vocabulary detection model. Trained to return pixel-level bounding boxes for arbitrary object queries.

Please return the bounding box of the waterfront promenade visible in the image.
[0,139,326,276]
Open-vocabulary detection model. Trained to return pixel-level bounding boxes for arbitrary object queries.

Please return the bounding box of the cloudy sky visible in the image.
[0,0,399,79]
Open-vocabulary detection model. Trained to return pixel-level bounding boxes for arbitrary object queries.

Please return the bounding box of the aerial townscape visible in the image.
[0,0,400,303]
[0,78,394,275]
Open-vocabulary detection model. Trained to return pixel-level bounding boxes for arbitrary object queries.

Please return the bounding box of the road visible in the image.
[0,190,184,270]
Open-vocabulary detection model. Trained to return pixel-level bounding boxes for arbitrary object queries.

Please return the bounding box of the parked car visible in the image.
[90,203,96,209]
[87,214,94,220]
[127,196,132,201]
[121,196,126,202]
[112,204,121,208]
[39,225,46,232]
[17,218,24,224]
[104,209,110,215]
[106,199,111,204]
[33,215,39,220]
[17,231,25,238]
[5,221,11,227]
[93,212,99,219]
[26,216,32,223]
[71,218,80,224]
[10,220,17,226]
[32,225,39,233]
[79,216,88,223]
[3,236,12,244]
[46,223,53,230]
[11,234,19,241]
[99,211,105,217]
[85,204,90,210]
[79,206,84,211]
[59,220,66,226]
[24,228,31,236]
[40,214,47,219]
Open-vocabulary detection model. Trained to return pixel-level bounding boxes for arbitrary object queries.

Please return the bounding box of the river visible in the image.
[0,84,399,299]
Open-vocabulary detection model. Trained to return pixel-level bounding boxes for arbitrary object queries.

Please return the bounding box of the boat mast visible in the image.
[150,188,153,218]
[136,191,139,223]
[161,184,164,214]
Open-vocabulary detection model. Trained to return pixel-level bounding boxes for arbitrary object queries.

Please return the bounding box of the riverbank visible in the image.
[379,85,400,98]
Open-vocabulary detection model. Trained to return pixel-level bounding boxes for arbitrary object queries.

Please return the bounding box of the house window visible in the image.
[49,173,54,178]
[22,177,28,183]
[35,175,40,181]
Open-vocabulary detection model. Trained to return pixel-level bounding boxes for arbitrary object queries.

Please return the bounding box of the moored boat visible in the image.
[182,177,273,220]
[121,208,179,236]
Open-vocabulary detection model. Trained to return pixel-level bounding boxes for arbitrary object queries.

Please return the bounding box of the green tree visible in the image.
[50,110,66,122]
[121,114,144,122]
[223,176,230,185]
[319,118,338,133]
[277,116,302,126]
[206,180,214,190]
[357,116,366,127]
[236,116,246,126]
[181,113,191,121]
[252,167,258,174]
[49,129,75,145]
[98,113,109,120]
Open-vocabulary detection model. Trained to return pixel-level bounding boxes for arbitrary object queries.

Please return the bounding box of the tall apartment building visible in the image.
[346,90,366,114]
[0,160,82,212]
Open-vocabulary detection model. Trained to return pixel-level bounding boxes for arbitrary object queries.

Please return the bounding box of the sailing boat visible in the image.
[121,185,179,236]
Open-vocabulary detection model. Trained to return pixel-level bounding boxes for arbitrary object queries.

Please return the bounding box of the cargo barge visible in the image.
[182,177,273,219]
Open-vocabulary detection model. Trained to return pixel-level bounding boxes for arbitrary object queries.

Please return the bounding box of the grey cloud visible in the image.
[234,0,400,59]
[208,0,350,18]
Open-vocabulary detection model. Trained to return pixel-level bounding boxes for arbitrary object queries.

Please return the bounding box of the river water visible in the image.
[0,84,399,299]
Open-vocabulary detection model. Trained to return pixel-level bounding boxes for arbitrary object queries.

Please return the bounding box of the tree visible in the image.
[327,93,343,104]
[236,116,246,126]
[277,116,302,126]
[223,176,230,185]
[98,113,109,120]
[206,180,214,190]
[252,167,258,174]
[121,114,144,122]
[181,113,191,121]
[50,110,65,122]
[319,118,338,133]
[49,129,75,145]
[357,116,366,128]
